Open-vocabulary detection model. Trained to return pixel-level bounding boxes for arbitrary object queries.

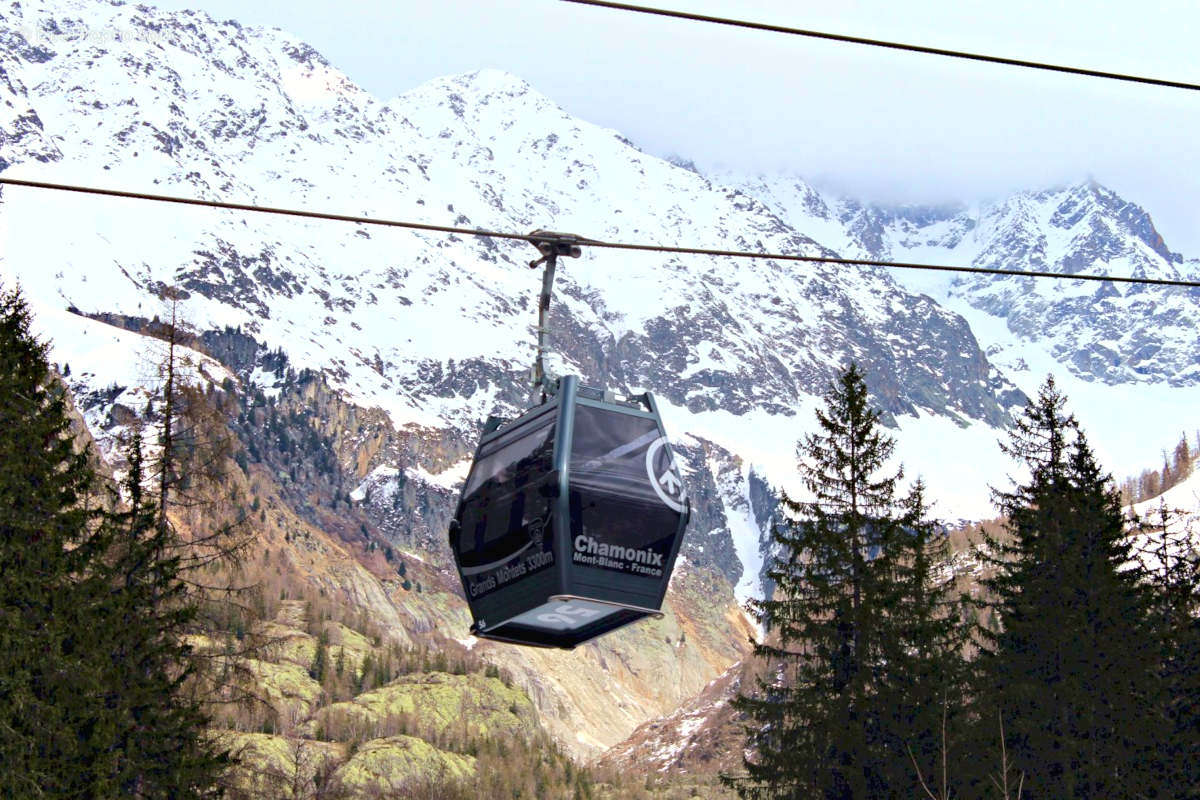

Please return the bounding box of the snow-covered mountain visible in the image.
[5,0,1200,771]
[0,0,1033,521]
[728,174,1200,388]
[0,42,1016,423]
[1,0,1197,600]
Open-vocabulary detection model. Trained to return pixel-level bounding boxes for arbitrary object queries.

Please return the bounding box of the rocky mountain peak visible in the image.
[945,181,1199,385]
[724,169,1198,388]
[432,68,539,100]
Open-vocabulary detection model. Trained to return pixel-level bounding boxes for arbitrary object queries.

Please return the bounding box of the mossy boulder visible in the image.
[242,658,324,725]
[328,735,475,795]
[214,732,343,797]
[256,621,317,668]
[352,671,537,742]
[302,671,538,746]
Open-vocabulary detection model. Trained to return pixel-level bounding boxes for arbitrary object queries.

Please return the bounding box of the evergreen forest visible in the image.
[726,366,1200,800]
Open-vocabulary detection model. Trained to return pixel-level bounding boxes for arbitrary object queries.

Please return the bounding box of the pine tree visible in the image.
[0,286,226,796]
[973,377,1163,798]
[144,288,263,734]
[881,479,970,798]
[84,432,227,797]
[0,286,109,795]
[310,633,329,683]
[725,364,965,800]
[1172,433,1193,486]
[1136,503,1200,798]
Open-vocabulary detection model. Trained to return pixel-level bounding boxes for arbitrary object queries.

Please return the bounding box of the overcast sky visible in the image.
[147,0,1200,254]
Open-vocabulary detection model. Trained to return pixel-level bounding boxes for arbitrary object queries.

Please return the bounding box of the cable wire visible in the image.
[562,0,1200,93]
[0,177,533,244]
[2,176,1198,289]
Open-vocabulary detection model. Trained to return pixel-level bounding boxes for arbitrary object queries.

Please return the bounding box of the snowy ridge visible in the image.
[1131,464,1200,568]
[724,174,1200,389]
[0,0,1194,606]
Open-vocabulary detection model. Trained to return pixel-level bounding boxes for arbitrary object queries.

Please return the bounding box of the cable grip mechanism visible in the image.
[528,230,584,268]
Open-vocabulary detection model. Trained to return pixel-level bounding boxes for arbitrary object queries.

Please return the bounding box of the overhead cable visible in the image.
[561,0,1200,93]
[2,176,1198,289]
[0,177,533,244]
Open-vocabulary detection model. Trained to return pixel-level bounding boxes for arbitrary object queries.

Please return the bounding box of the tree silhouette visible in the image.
[726,364,965,799]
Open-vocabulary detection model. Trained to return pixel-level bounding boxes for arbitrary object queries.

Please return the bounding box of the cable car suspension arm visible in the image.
[527,231,584,402]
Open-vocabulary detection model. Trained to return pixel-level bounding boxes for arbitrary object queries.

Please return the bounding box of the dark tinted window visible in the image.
[569,405,661,503]
[464,414,555,501]
[568,405,685,576]
[457,489,551,568]
[573,491,679,573]
[458,411,557,575]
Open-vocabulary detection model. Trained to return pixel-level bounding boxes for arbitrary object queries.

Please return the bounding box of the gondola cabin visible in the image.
[449,376,690,649]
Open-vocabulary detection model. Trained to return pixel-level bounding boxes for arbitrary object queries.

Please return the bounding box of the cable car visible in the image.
[448,233,690,649]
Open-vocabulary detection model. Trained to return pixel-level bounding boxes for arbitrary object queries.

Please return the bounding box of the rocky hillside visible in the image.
[48,323,753,798]
[47,306,756,763]
[599,661,748,782]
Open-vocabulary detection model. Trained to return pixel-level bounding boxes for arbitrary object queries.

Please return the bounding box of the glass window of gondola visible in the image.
[457,412,556,571]
[568,404,685,580]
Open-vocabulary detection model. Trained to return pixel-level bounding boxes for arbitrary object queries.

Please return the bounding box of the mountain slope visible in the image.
[0,0,1034,621]
[727,174,1200,388]
[0,0,1021,433]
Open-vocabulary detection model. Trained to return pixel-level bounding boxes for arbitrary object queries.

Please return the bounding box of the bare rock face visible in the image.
[599,658,754,778]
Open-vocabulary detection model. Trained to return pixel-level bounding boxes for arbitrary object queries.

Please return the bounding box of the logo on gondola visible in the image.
[646,437,687,513]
